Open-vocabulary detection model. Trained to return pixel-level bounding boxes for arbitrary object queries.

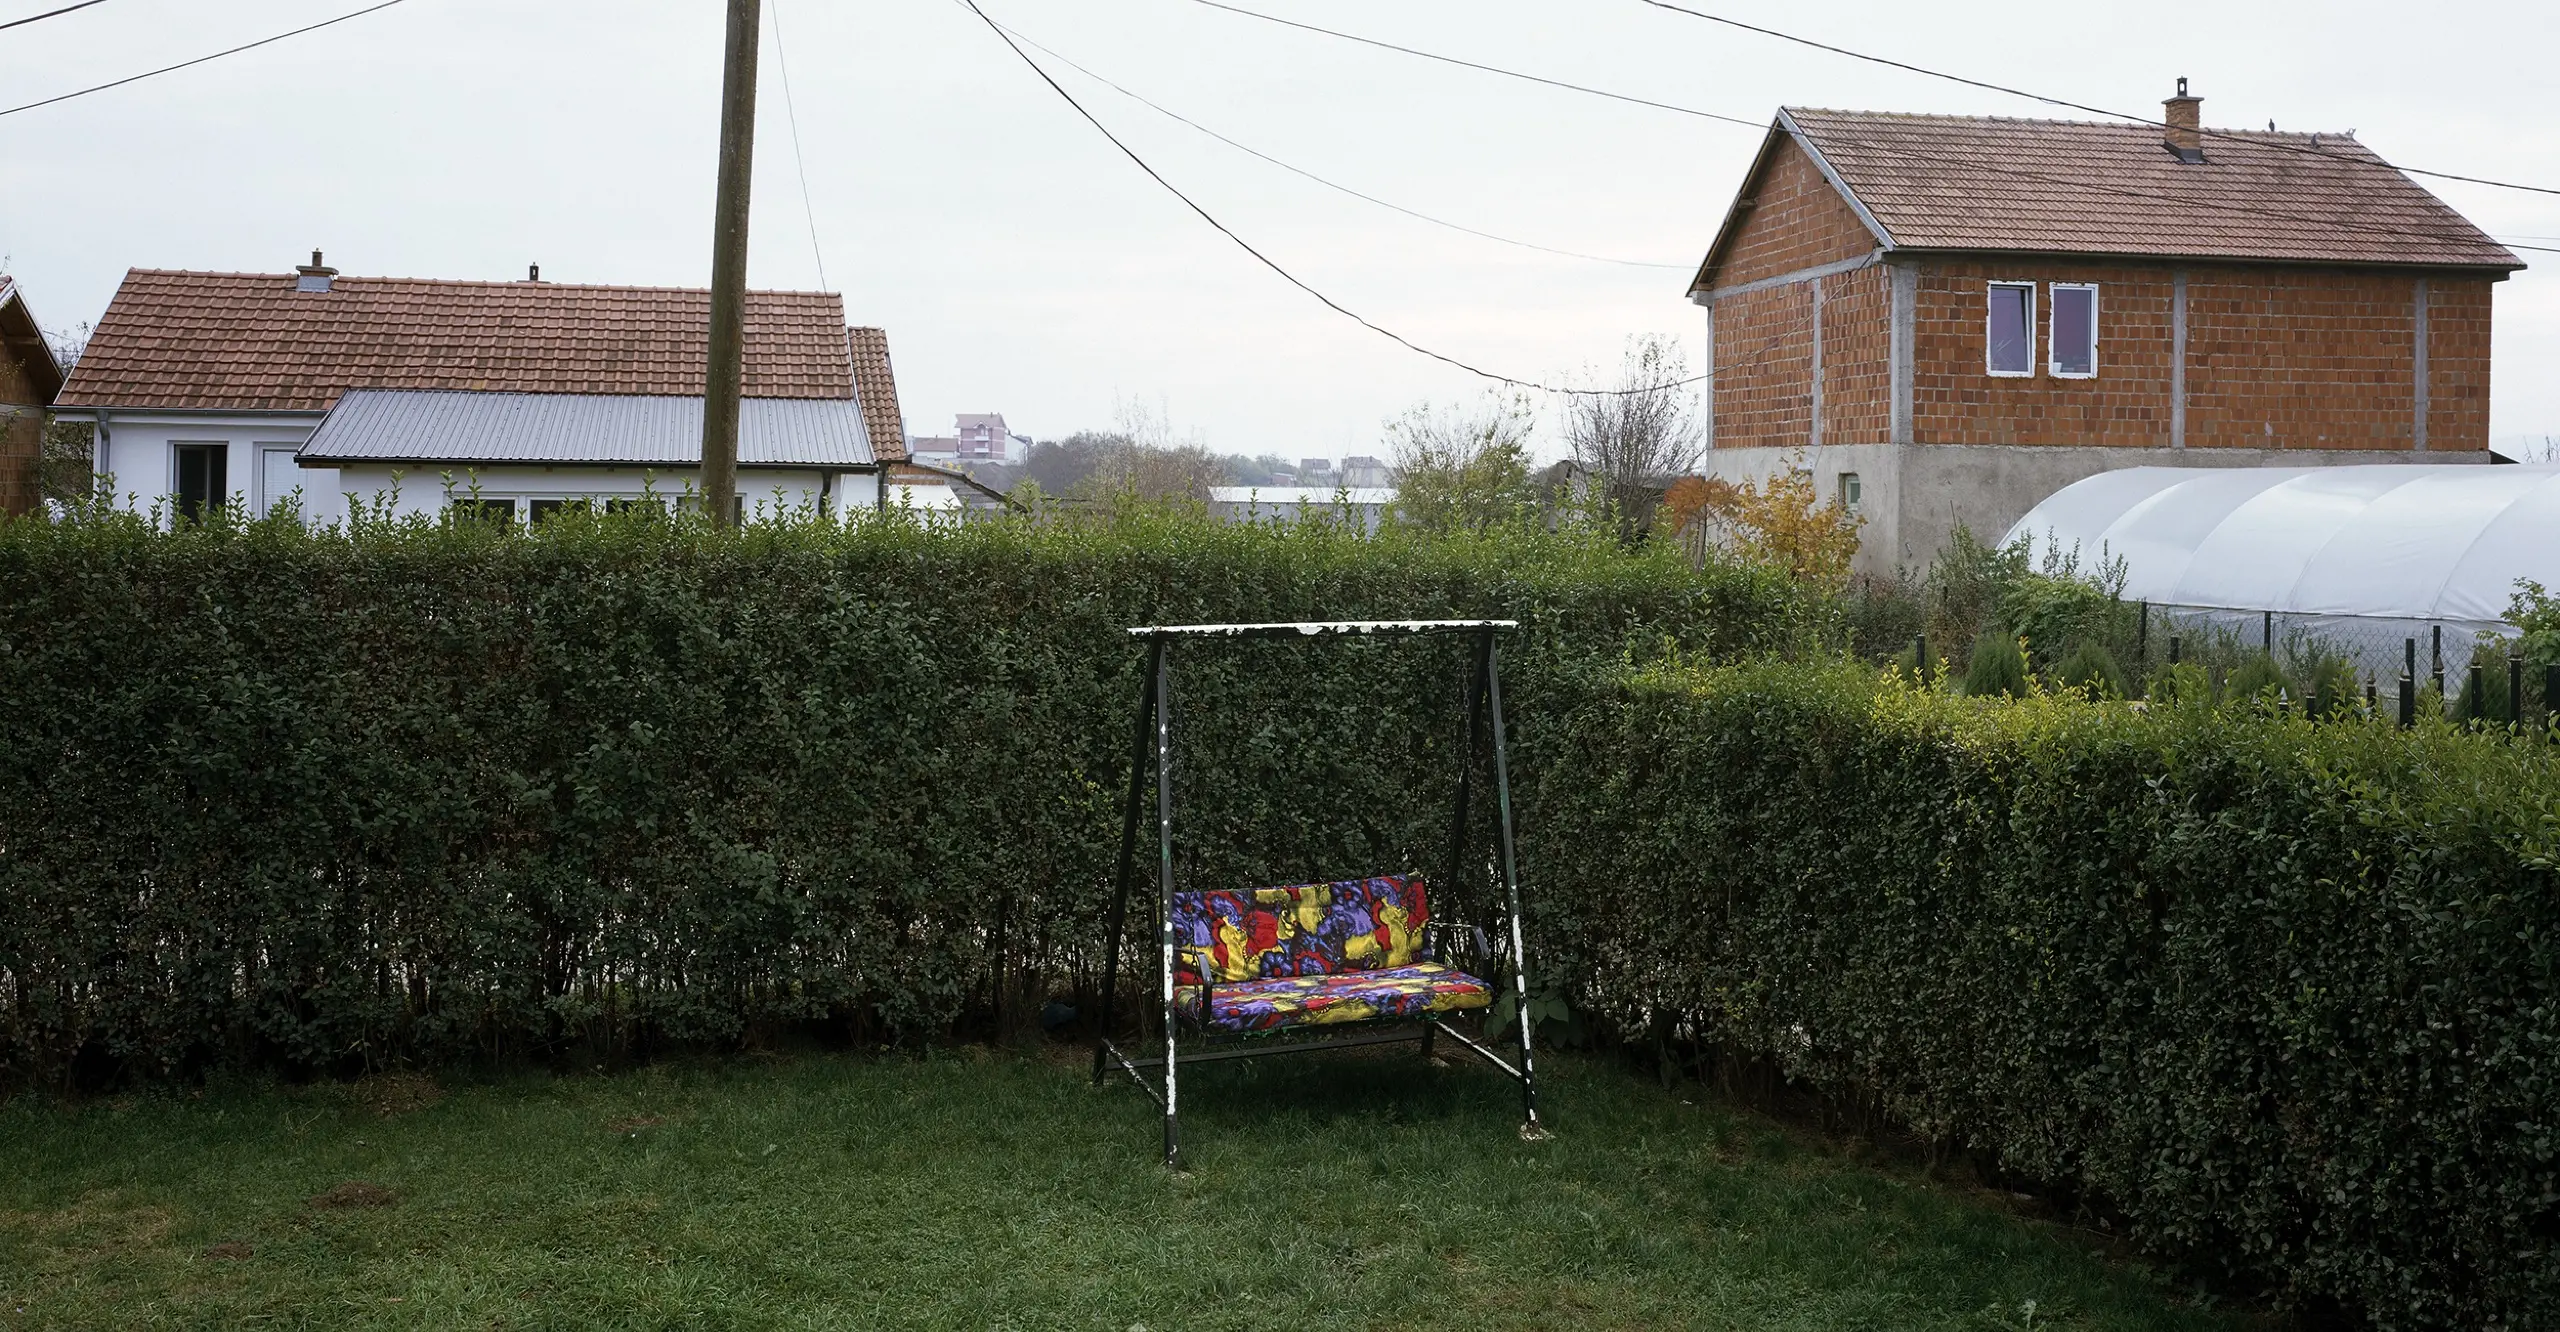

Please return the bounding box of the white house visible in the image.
[55,253,914,523]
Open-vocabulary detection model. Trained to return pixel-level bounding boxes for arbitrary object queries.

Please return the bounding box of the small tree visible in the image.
[1662,467,1862,587]
[1384,392,1537,534]
[1561,334,1705,533]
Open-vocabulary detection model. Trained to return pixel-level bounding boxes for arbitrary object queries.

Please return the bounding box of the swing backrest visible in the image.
[1169,875,1430,985]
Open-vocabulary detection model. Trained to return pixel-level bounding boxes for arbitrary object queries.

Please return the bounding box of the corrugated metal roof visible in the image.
[299,389,874,468]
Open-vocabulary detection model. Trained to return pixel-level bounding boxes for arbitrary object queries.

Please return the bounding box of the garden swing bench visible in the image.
[1088,619,1545,1168]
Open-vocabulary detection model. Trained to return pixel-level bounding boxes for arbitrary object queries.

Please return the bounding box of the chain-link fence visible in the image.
[2133,603,2552,722]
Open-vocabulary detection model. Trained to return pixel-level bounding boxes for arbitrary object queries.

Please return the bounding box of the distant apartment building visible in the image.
[910,412,1029,467]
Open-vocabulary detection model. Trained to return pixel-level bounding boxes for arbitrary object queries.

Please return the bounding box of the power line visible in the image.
[1186,0,1751,127]
[1632,0,2560,200]
[0,0,112,34]
[0,0,411,119]
[767,0,829,292]
[1182,0,2558,259]
[956,0,1707,396]
[987,16,1685,269]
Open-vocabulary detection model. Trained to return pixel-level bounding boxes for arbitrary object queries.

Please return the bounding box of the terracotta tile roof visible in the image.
[846,326,907,462]
[58,269,856,411]
[1715,109,2520,281]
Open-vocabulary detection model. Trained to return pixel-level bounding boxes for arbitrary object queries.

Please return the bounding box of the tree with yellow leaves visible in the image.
[1662,465,1863,587]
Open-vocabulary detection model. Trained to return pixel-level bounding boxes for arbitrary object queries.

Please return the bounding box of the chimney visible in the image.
[526,263,542,282]
[2163,78,2204,163]
[294,248,338,293]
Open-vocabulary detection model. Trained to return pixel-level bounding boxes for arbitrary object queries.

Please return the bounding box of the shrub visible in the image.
[1528,661,2560,1328]
[0,504,1811,1087]
[2224,651,2295,706]
[1959,629,2029,698]
[2047,638,2125,700]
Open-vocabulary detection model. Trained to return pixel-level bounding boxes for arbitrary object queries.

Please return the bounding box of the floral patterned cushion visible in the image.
[1177,963,1493,1033]
[1170,876,1429,985]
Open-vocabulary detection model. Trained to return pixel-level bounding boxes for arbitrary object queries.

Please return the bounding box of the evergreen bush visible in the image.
[2047,638,2126,700]
[1530,661,2560,1328]
[1959,629,2029,698]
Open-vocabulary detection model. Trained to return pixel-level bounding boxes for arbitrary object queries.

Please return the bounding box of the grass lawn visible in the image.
[0,1043,2242,1331]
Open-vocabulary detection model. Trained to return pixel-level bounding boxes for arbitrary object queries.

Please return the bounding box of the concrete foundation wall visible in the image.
[1698,443,2487,578]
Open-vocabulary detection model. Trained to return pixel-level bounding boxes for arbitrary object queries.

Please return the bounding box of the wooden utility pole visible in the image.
[700,0,762,527]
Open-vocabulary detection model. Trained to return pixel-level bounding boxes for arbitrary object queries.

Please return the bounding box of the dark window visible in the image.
[173,444,227,522]
[449,497,516,528]
[528,498,591,525]
[605,497,667,519]
[1986,283,2035,376]
[2050,284,2098,377]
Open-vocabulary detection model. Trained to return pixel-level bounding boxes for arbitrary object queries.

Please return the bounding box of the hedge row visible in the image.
[0,506,1802,1086]
[1528,661,2560,1328]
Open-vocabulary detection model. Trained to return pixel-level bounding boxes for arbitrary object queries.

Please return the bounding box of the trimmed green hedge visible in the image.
[1529,661,2560,1327]
[0,507,1800,1085]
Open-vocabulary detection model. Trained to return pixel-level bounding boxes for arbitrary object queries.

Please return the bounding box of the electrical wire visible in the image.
[0,0,111,34]
[767,0,830,292]
[987,16,1685,269]
[1633,0,2560,200]
[957,0,1709,396]
[1181,0,2559,259]
[0,0,411,118]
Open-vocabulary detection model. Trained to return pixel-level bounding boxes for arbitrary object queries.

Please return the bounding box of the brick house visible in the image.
[55,255,914,524]
[1689,87,2524,573]
[0,277,67,516]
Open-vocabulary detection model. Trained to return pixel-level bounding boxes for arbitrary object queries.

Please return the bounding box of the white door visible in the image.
[260,447,304,518]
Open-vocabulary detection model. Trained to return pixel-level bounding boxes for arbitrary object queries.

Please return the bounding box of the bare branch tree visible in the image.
[1384,391,1537,533]
[1561,334,1705,534]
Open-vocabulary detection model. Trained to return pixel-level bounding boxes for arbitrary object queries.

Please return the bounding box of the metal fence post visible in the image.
[2466,662,2486,726]
[2510,652,2524,729]
[2399,672,2415,728]
[2262,610,2273,654]
[2137,601,2149,665]
[2364,680,2377,718]
[2169,634,2182,666]
[1914,633,1928,685]
[2431,625,2444,699]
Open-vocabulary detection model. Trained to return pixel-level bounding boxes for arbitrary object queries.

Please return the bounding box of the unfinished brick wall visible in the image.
[1909,260,2179,448]
[1706,249,2500,454]
[2425,279,2494,454]
[1706,137,1877,289]
[2187,269,2413,450]
[1819,263,1892,446]
[1709,281,1815,448]
[0,351,40,516]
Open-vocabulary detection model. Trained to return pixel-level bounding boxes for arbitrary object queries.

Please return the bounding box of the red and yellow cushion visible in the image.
[1170,876,1429,985]
[1177,963,1493,1033]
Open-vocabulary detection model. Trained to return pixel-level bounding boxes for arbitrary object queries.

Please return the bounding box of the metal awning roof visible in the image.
[297,388,874,469]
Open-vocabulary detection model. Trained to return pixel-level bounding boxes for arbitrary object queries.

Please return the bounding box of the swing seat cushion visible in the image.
[1179,963,1494,1033]
[1170,875,1434,984]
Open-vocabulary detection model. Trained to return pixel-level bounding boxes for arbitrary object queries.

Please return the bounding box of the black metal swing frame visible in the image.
[1087,619,1544,1168]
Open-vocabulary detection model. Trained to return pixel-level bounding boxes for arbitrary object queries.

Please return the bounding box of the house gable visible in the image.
[1691,122,1890,297]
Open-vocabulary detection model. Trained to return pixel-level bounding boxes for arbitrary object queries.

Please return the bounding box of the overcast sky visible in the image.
[4,0,2555,461]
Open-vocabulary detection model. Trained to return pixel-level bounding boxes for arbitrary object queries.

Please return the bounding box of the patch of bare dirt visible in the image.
[201,1240,254,1261]
[306,1181,399,1210]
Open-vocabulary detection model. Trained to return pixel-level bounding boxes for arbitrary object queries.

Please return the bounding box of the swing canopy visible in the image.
[1090,619,1546,1167]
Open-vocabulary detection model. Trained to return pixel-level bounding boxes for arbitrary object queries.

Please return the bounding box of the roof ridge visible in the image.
[121,267,845,298]
[1783,105,2361,140]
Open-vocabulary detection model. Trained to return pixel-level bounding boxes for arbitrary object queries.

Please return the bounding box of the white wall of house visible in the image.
[332,464,879,521]
[90,411,339,525]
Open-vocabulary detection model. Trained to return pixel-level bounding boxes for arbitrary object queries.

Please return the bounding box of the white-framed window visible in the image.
[1837,472,1862,514]
[1986,282,2036,376]
[172,441,229,523]
[257,446,303,515]
[2049,283,2099,378]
